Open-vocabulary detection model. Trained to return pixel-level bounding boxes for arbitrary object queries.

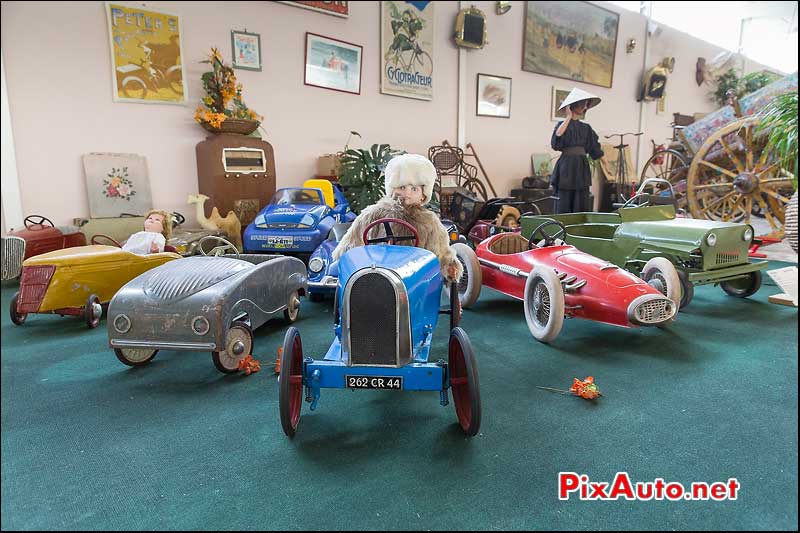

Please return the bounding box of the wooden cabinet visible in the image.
[195,134,276,224]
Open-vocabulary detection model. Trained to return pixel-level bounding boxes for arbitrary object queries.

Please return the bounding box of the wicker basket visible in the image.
[200,118,260,135]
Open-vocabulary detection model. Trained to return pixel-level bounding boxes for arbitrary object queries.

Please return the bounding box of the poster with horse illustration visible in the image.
[523,1,619,88]
[381,1,435,100]
[105,2,187,104]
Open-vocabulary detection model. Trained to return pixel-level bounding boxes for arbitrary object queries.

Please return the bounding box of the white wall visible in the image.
[0,0,775,230]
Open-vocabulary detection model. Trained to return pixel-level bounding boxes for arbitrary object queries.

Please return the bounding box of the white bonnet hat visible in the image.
[384,154,437,205]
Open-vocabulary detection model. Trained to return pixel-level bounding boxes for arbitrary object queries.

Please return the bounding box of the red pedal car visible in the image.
[449,220,681,343]
[9,215,86,260]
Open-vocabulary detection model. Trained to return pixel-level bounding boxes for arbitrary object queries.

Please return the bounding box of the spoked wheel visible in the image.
[640,149,690,211]
[720,271,762,298]
[641,257,681,313]
[523,266,564,343]
[10,292,26,326]
[462,177,488,202]
[687,118,794,235]
[446,243,482,308]
[279,327,304,438]
[283,290,301,323]
[84,294,102,328]
[677,270,694,310]
[114,348,158,367]
[448,327,481,437]
[212,322,253,373]
[121,76,147,99]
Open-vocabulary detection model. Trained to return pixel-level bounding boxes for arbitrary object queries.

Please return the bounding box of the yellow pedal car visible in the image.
[10,237,180,328]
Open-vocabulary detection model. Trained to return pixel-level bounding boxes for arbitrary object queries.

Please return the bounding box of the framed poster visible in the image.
[304,32,363,95]
[105,2,187,104]
[278,1,349,18]
[381,0,435,101]
[523,1,619,88]
[231,30,262,71]
[476,74,511,118]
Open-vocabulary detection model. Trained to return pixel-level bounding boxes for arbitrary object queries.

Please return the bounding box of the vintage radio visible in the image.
[195,134,277,219]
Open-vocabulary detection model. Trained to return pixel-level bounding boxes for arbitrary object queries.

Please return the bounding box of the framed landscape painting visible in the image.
[523,1,619,88]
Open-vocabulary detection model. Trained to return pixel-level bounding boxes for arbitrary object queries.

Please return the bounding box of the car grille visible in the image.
[715,250,740,265]
[18,265,56,312]
[348,273,398,366]
[627,294,675,326]
[2,236,25,280]
[268,223,298,229]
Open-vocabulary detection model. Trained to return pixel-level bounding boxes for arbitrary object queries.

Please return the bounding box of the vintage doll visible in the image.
[122,209,172,254]
[551,87,604,213]
[333,153,463,282]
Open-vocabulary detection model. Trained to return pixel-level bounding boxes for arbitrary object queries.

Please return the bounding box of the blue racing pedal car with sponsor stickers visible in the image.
[279,218,481,438]
[243,179,356,257]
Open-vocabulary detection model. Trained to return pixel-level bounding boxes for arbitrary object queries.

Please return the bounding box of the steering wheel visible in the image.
[527,220,566,250]
[296,192,316,203]
[24,215,55,230]
[617,193,651,209]
[171,211,186,228]
[91,234,122,247]
[198,235,240,258]
[362,218,419,247]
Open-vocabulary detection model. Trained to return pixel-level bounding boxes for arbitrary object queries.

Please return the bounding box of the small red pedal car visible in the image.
[449,220,680,343]
[9,215,86,260]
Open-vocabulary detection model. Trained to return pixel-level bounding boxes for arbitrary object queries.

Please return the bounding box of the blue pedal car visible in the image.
[279,218,481,437]
[243,179,356,256]
[306,222,349,301]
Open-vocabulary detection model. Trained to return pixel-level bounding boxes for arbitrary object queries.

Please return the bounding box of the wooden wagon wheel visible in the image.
[640,149,690,211]
[686,117,794,235]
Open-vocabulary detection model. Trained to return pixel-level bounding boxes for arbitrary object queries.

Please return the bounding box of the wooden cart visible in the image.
[639,72,797,237]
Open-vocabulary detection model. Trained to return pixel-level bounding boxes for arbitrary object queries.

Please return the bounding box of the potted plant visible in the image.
[757,91,798,252]
[194,47,262,135]
[710,69,780,107]
[337,140,405,214]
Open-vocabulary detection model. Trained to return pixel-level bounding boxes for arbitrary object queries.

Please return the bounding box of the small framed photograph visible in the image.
[551,86,572,122]
[476,73,512,118]
[304,32,363,95]
[231,30,262,71]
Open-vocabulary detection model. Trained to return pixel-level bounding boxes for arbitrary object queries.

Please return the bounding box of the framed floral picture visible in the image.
[477,73,511,118]
[82,153,153,218]
[304,32,363,95]
[231,30,262,71]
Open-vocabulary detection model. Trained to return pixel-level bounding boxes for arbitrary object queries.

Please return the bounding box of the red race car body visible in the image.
[451,230,679,343]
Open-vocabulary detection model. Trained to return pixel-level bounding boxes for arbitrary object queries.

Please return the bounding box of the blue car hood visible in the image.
[264,204,326,226]
[337,245,439,283]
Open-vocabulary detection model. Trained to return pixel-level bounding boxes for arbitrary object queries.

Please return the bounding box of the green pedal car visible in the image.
[521,187,767,309]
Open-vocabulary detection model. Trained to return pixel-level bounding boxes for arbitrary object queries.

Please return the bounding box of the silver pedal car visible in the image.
[107,237,308,373]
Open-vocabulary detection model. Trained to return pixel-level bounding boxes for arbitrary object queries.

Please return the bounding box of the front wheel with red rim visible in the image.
[279,327,304,438]
[448,327,481,437]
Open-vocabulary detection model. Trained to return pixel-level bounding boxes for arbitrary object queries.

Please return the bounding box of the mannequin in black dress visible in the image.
[550,89,604,213]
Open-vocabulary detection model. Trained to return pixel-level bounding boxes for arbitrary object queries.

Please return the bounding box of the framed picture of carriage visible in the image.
[523,1,619,89]
[304,32,363,95]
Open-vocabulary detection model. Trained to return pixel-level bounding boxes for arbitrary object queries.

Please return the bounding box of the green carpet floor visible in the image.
[1,265,797,531]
